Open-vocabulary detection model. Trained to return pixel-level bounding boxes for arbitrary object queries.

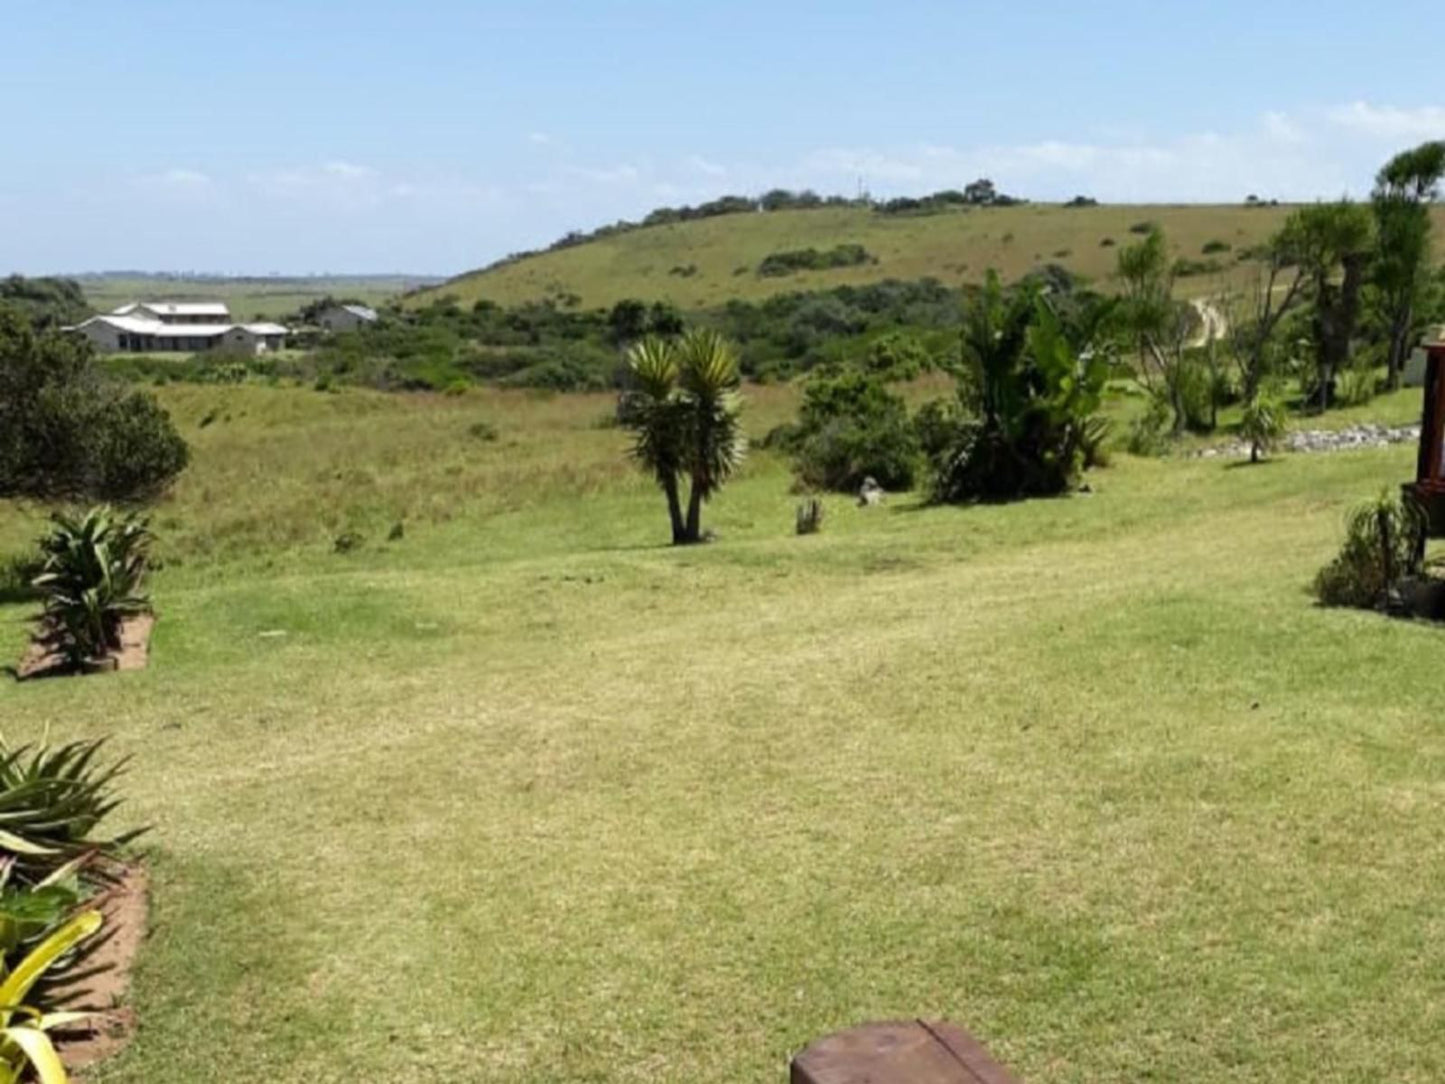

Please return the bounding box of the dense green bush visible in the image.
[786,368,920,492]
[1126,395,1172,457]
[757,244,874,277]
[0,312,189,502]
[926,275,1109,501]
[1314,491,1425,609]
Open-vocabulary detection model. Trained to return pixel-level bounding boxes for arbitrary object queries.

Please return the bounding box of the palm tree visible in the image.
[620,330,746,544]
[620,337,688,543]
[676,329,745,541]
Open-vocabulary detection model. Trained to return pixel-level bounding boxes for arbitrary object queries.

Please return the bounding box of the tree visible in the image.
[1115,227,1204,433]
[607,299,649,345]
[1371,141,1445,389]
[0,311,188,502]
[619,329,746,544]
[963,178,998,205]
[1286,201,1374,411]
[1223,226,1309,401]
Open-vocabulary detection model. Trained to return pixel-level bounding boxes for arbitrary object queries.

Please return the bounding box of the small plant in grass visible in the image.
[1239,393,1286,462]
[795,498,824,535]
[31,508,152,669]
[1314,491,1426,610]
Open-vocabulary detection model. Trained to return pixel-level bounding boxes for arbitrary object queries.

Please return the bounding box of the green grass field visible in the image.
[3,382,1444,1082]
[419,203,1445,311]
[75,274,439,321]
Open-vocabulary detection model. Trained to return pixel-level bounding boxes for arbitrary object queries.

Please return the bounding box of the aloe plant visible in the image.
[31,507,151,666]
[0,738,140,882]
[0,910,102,1084]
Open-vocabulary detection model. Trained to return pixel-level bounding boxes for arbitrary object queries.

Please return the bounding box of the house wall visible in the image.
[78,321,123,353]
[318,306,367,333]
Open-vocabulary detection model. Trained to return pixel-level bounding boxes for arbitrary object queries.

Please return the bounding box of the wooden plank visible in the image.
[791,1019,1020,1084]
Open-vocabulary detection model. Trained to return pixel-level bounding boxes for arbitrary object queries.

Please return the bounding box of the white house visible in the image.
[316,303,379,333]
[67,302,288,356]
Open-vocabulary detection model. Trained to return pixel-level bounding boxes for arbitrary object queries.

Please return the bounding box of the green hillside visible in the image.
[412,203,1298,311]
[419,202,1445,311]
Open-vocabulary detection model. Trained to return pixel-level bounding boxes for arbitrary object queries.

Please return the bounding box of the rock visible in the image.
[857,476,885,507]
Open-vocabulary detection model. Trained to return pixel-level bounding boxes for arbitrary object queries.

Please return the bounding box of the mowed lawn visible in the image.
[3,385,1445,1082]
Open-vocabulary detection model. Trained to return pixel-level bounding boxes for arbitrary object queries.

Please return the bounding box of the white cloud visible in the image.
[1263,111,1305,144]
[1326,102,1445,141]
[528,132,552,146]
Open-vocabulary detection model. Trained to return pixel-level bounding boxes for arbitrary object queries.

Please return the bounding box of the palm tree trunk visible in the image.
[682,481,704,544]
[663,476,686,544]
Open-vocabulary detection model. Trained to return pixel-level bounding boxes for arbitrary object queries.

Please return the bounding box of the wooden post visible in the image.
[791,1020,1020,1084]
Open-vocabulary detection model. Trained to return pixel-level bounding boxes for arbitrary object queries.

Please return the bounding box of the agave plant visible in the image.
[31,508,151,667]
[0,738,139,882]
[0,910,102,1084]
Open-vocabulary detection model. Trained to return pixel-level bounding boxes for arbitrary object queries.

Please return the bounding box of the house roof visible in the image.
[340,304,378,321]
[73,315,288,337]
[112,301,231,317]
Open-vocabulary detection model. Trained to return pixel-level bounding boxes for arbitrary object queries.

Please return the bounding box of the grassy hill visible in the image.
[415,203,1445,312]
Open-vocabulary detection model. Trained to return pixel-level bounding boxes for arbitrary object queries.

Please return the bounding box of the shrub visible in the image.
[928,274,1109,501]
[788,369,920,492]
[1336,362,1378,407]
[795,498,825,535]
[1100,237,1116,247]
[0,312,189,502]
[32,506,152,667]
[1239,393,1287,462]
[1314,491,1425,609]
[1126,395,1172,457]
[1129,221,1157,234]
[758,244,873,277]
[1202,239,1232,255]
[467,420,499,441]
[862,332,932,382]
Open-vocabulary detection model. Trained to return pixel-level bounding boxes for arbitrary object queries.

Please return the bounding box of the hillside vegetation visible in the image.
[416,203,1445,311]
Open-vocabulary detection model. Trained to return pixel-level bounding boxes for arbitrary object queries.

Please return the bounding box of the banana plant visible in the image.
[0,909,102,1084]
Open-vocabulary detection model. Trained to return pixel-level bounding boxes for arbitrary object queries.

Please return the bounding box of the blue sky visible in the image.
[5,0,1444,274]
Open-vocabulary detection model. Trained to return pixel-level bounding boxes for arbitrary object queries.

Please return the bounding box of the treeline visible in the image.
[0,274,89,328]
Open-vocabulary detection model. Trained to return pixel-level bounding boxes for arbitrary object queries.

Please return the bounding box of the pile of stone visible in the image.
[1193,422,1420,459]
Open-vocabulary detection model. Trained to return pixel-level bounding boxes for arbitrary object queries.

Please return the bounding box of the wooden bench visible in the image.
[791,1020,1019,1084]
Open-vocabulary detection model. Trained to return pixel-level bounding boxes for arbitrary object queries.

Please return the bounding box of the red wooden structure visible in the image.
[1410,330,1445,535]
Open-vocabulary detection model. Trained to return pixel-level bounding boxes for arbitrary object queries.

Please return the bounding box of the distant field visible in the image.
[419,203,1445,311]
[76,274,441,320]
